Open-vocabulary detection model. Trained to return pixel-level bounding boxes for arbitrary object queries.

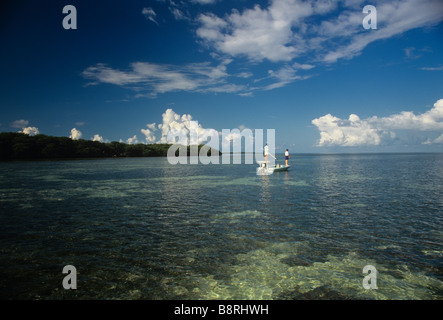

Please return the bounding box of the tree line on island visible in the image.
[0,132,220,161]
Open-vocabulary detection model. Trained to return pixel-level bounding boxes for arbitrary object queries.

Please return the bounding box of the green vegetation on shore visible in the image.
[0,132,219,161]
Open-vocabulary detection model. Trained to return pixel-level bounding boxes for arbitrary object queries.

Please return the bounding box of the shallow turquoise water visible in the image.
[0,154,442,299]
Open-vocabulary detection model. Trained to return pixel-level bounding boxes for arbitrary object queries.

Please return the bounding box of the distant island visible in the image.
[0,132,220,161]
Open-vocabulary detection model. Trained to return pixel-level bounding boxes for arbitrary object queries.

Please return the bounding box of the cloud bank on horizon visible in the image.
[312,98,443,147]
[127,98,443,148]
[11,98,443,149]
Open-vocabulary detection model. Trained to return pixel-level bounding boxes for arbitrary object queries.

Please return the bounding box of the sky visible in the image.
[1,0,443,153]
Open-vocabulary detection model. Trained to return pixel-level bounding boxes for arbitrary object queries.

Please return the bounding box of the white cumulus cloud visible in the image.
[158,108,219,146]
[121,110,218,145]
[312,113,383,147]
[20,126,40,136]
[91,134,104,142]
[141,123,157,143]
[312,98,443,147]
[196,0,316,62]
[69,128,82,140]
[12,119,39,136]
[126,135,139,145]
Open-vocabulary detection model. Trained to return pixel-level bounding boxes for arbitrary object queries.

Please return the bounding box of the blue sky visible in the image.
[1,0,443,153]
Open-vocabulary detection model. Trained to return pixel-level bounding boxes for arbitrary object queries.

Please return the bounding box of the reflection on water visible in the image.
[0,154,442,299]
[259,175,272,205]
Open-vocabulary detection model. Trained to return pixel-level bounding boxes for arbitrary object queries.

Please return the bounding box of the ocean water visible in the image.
[0,154,442,300]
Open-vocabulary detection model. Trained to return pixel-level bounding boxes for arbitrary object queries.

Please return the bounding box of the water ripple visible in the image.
[0,155,442,299]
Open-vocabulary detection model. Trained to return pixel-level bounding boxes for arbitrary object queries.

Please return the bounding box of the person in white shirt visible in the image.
[285,149,289,166]
[264,144,269,162]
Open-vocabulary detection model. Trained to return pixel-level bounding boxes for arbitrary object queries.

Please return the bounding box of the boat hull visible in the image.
[256,162,291,175]
[272,165,290,172]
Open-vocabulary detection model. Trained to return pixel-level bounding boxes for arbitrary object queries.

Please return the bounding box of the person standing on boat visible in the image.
[264,144,269,163]
[285,149,289,166]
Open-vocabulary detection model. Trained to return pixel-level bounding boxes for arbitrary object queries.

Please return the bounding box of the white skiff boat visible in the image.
[256,161,290,175]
